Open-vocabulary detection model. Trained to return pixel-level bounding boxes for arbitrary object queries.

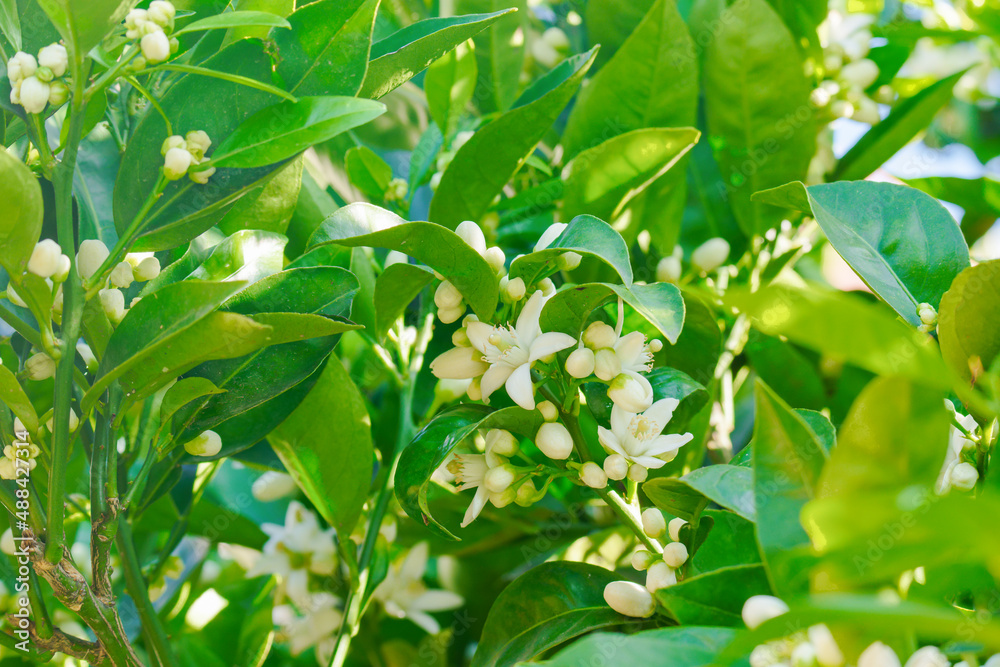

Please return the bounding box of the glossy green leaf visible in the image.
[345,146,392,199]
[429,49,597,227]
[359,10,513,99]
[834,70,967,181]
[510,214,633,288]
[471,561,626,667]
[656,564,772,626]
[174,10,290,35]
[0,144,42,277]
[456,0,525,113]
[660,292,722,380]
[562,128,700,223]
[703,0,815,235]
[394,405,542,540]
[183,230,287,285]
[546,626,736,667]
[540,281,684,344]
[753,380,827,596]
[583,0,655,67]
[159,378,225,428]
[216,157,304,236]
[562,0,699,158]
[34,0,132,59]
[938,260,1000,385]
[906,175,1000,246]
[212,97,386,169]
[374,263,434,340]
[644,465,754,522]
[271,0,378,97]
[0,364,39,435]
[269,355,373,535]
[0,0,19,49]
[425,40,477,141]
[745,332,826,411]
[309,203,499,319]
[691,509,761,573]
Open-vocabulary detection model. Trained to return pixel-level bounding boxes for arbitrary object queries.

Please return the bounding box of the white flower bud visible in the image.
[141,29,171,63]
[99,288,126,324]
[429,172,443,191]
[76,341,98,373]
[534,222,567,252]
[628,463,648,482]
[582,321,617,350]
[163,146,192,180]
[189,164,215,185]
[149,1,176,19]
[593,348,621,382]
[46,407,79,432]
[807,625,844,667]
[385,177,408,201]
[490,485,517,508]
[384,250,408,268]
[852,97,881,125]
[792,642,818,667]
[538,277,555,296]
[608,372,654,413]
[604,581,655,618]
[37,43,68,77]
[535,422,574,460]
[604,454,628,481]
[437,305,464,324]
[133,256,161,282]
[8,52,38,82]
[537,401,558,423]
[691,237,730,273]
[435,378,471,403]
[161,135,186,156]
[456,220,487,256]
[641,508,666,538]
[466,377,482,401]
[662,541,688,567]
[184,430,222,457]
[431,346,488,379]
[485,246,506,274]
[6,283,27,308]
[485,464,517,493]
[485,429,518,457]
[19,76,49,113]
[10,85,21,106]
[558,251,581,271]
[514,478,539,507]
[645,561,676,592]
[741,595,789,630]
[185,130,211,160]
[580,461,608,489]
[902,646,947,667]
[656,255,682,283]
[649,339,663,353]
[50,254,71,284]
[631,549,655,571]
[25,352,56,380]
[503,276,526,302]
[839,58,879,89]
[917,303,937,326]
[565,347,595,378]
[47,80,69,106]
[434,280,463,310]
[949,462,978,491]
[77,239,110,280]
[251,471,298,501]
[28,239,63,278]
[857,642,900,667]
[109,261,134,288]
[0,529,15,555]
[668,517,687,542]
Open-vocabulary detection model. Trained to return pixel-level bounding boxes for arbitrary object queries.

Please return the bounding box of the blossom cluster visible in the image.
[125,1,179,65]
[8,43,70,114]
[161,130,216,184]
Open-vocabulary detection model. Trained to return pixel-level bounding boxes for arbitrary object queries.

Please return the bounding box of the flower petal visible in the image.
[465,321,494,353]
[515,290,546,343]
[639,433,693,459]
[643,398,680,432]
[400,542,429,583]
[430,346,488,379]
[597,426,625,457]
[461,486,490,527]
[528,331,577,362]
[614,331,647,368]
[480,363,514,403]
[413,589,464,612]
[408,610,442,634]
[610,402,632,436]
[505,363,536,410]
[633,455,668,469]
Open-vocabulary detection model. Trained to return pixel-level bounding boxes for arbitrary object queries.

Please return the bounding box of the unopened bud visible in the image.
[741,595,789,630]
[437,305,464,324]
[184,430,222,457]
[537,401,558,422]
[25,352,56,380]
[515,479,539,507]
[631,549,654,571]
[579,461,607,489]
[656,255,682,283]
[857,642,899,667]
[28,239,63,278]
[503,276,526,302]
[76,342,98,373]
[535,422,573,460]
[77,239,110,280]
[47,80,69,106]
[485,429,519,457]
[668,517,687,542]
[628,464,648,482]
[950,462,978,491]
[140,29,171,63]
[662,542,688,567]
[645,561,676,592]
[603,581,655,618]
[434,280,463,310]
[608,372,653,413]
[565,347,595,378]
[100,288,126,324]
[557,251,581,271]
[251,471,298,502]
[134,256,161,281]
[641,508,666,538]
[583,321,617,350]
[161,135,186,156]
[691,237,730,273]
[456,220,487,256]
[485,246,506,274]
[604,454,628,481]
[593,348,621,381]
[537,277,555,296]
[490,485,518,508]
[485,464,517,494]
[109,261,134,288]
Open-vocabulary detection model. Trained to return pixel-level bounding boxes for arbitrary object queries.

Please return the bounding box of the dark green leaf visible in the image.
[345,146,392,199]
[644,465,754,522]
[656,564,771,626]
[374,263,434,340]
[217,157,304,236]
[0,144,42,276]
[745,332,826,410]
[34,0,132,58]
[510,214,633,288]
[0,364,39,434]
[174,10,290,35]
[692,509,761,573]
[546,626,736,667]
[938,260,1000,385]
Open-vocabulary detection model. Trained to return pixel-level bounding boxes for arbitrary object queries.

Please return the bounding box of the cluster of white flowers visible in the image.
[7,43,70,114]
[936,401,980,495]
[812,11,885,125]
[0,418,41,480]
[384,177,408,203]
[372,542,463,633]
[161,130,215,184]
[125,1,178,65]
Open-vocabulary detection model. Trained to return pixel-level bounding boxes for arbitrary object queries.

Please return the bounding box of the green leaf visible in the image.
[212,97,386,169]
[817,377,949,498]
[269,355,373,535]
[456,0,525,113]
[745,332,826,411]
[34,0,132,60]
[644,465,754,522]
[183,230,287,284]
[394,405,542,540]
[428,48,597,227]
[471,562,627,667]
[510,214,633,288]
[174,10,291,35]
[359,10,513,99]
[0,0,20,50]
[345,146,392,199]
[562,128,700,223]
[938,260,1000,385]
[545,626,736,667]
[217,157,304,236]
[0,144,42,277]
[562,0,699,158]
[0,364,39,435]
[833,70,967,181]
[692,509,761,573]
[271,0,378,97]
[583,0,655,67]
[803,181,970,324]
[309,203,499,319]
[753,379,827,596]
[656,564,772,626]
[374,263,434,340]
[905,175,1000,246]
[540,282,684,344]
[159,378,225,428]
[425,40,477,141]
[703,0,815,235]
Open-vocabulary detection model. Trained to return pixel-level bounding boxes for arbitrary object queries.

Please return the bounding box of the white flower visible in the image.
[252,471,299,502]
[535,421,573,460]
[141,30,171,63]
[792,642,818,667]
[134,256,161,281]
[534,222,567,251]
[446,449,505,527]
[858,642,901,667]
[25,352,56,380]
[819,11,874,61]
[37,43,68,77]
[109,261,134,288]
[99,288,126,324]
[615,331,654,375]
[19,76,49,113]
[936,407,978,495]
[645,562,676,592]
[603,581,655,618]
[691,237,730,273]
[273,593,342,658]
[598,400,692,469]
[455,220,487,256]
[641,508,665,538]
[662,542,688,567]
[808,624,844,667]
[27,239,63,278]
[183,430,222,457]
[163,146,192,180]
[186,130,212,159]
[465,290,576,410]
[741,595,789,630]
[607,372,654,413]
[77,239,110,280]
[373,542,463,634]
[7,52,37,82]
[949,462,978,491]
[189,164,215,185]
[904,646,948,667]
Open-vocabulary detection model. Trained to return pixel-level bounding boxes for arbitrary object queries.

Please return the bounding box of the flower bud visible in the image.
[604,581,655,618]
[608,372,654,413]
[628,463,648,482]
[19,76,49,113]
[656,255,682,283]
[109,261,134,288]
[161,135,186,156]
[582,321,617,350]
[431,346,488,379]
[807,625,843,667]
[514,479,539,507]
[435,378,471,403]
[47,80,69,106]
[46,408,79,433]
[791,642,818,667]
[901,646,946,667]
[6,283,27,308]
[147,3,174,29]
[917,302,937,326]
[10,85,20,106]
[579,461,607,489]
[466,377,482,401]
[662,541,688,567]
[76,341,98,373]
[184,430,222,457]
[7,52,38,82]
[503,276,526,302]
[34,65,54,83]
[384,177,407,201]
[25,352,56,380]
[251,471,298,502]
[185,130,211,159]
[537,401,558,423]
[604,454,628,481]
[163,146,192,180]
[668,517,687,542]
[631,549,654,571]
[0,529,15,555]
[51,254,71,284]
[839,58,879,89]
[857,642,900,667]
[537,277,555,296]
[949,462,978,491]
[140,29,171,63]
[485,429,518,457]
[28,239,63,278]
[691,237,730,273]
[485,464,517,494]
[456,220,487,256]
[189,164,215,184]
[535,422,573,460]
[134,256,161,282]
[77,239,110,280]
[149,0,176,19]
[645,561,676,592]
[641,508,666,538]
[557,251,581,271]
[741,595,789,630]
[593,348,621,381]
[99,288,126,324]
[429,172,442,190]
[434,280,463,310]
[437,305,464,324]
[490,485,518,508]
[384,250,408,268]
[565,347,595,378]
[649,338,663,353]
[485,246,506,274]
